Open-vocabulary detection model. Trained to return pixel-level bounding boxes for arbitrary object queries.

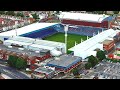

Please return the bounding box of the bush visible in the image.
[117,54,120,56]
[67,50,73,54]
[106,58,120,63]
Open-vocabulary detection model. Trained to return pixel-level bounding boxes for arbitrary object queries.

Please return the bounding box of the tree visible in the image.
[72,68,79,76]
[5,11,15,16]
[16,12,24,17]
[8,55,18,67]
[85,62,92,69]
[32,13,39,20]
[94,11,104,14]
[15,57,27,70]
[0,11,5,14]
[88,55,98,67]
[96,50,106,61]
[55,11,60,15]
[113,11,119,15]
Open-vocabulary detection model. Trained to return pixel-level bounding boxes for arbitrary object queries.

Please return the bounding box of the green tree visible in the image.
[88,55,98,67]
[32,13,39,20]
[15,57,27,70]
[16,12,24,17]
[85,62,92,69]
[0,11,5,14]
[5,11,15,16]
[55,11,60,15]
[113,11,119,14]
[72,68,79,76]
[96,50,106,61]
[8,55,18,67]
[94,11,104,14]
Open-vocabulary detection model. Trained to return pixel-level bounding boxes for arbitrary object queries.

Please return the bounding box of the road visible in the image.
[0,64,30,79]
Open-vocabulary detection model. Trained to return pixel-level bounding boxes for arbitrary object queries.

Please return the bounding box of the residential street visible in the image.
[0,64,30,79]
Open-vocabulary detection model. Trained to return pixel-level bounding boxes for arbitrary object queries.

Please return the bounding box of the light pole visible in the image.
[15,21,18,36]
[64,25,69,54]
[15,28,17,36]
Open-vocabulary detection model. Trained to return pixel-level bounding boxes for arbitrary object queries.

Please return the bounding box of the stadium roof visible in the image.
[0,22,58,37]
[34,39,65,48]
[46,55,82,69]
[69,29,117,52]
[4,39,32,46]
[29,44,55,51]
[69,29,119,59]
[10,36,35,43]
[4,36,65,52]
[58,12,114,23]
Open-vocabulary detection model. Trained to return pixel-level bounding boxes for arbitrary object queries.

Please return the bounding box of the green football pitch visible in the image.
[44,33,91,52]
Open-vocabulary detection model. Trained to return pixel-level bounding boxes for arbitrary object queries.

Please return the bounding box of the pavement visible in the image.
[0,64,31,79]
[1,73,11,79]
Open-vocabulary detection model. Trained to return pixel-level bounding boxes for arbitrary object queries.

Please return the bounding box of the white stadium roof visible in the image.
[0,22,58,37]
[3,36,65,52]
[4,39,32,46]
[29,44,55,51]
[34,39,65,48]
[69,29,116,52]
[69,29,119,59]
[58,12,110,23]
[9,36,35,43]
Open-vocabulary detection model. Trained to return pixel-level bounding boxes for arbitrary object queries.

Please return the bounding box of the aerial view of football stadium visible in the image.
[0,11,120,79]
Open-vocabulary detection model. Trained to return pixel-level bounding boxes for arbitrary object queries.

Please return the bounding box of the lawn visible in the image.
[44,33,91,53]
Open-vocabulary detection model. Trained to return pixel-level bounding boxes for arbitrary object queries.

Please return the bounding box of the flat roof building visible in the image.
[32,66,55,79]
[46,55,82,73]
[102,40,113,45]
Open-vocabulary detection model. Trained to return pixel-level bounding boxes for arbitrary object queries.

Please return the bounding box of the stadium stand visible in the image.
[56,24,106,36]
[21,26,58,38]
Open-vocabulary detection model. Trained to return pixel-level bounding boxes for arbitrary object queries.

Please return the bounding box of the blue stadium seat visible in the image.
[21,27,58,38]
[57,25,106,36]
[20,24,107,39]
